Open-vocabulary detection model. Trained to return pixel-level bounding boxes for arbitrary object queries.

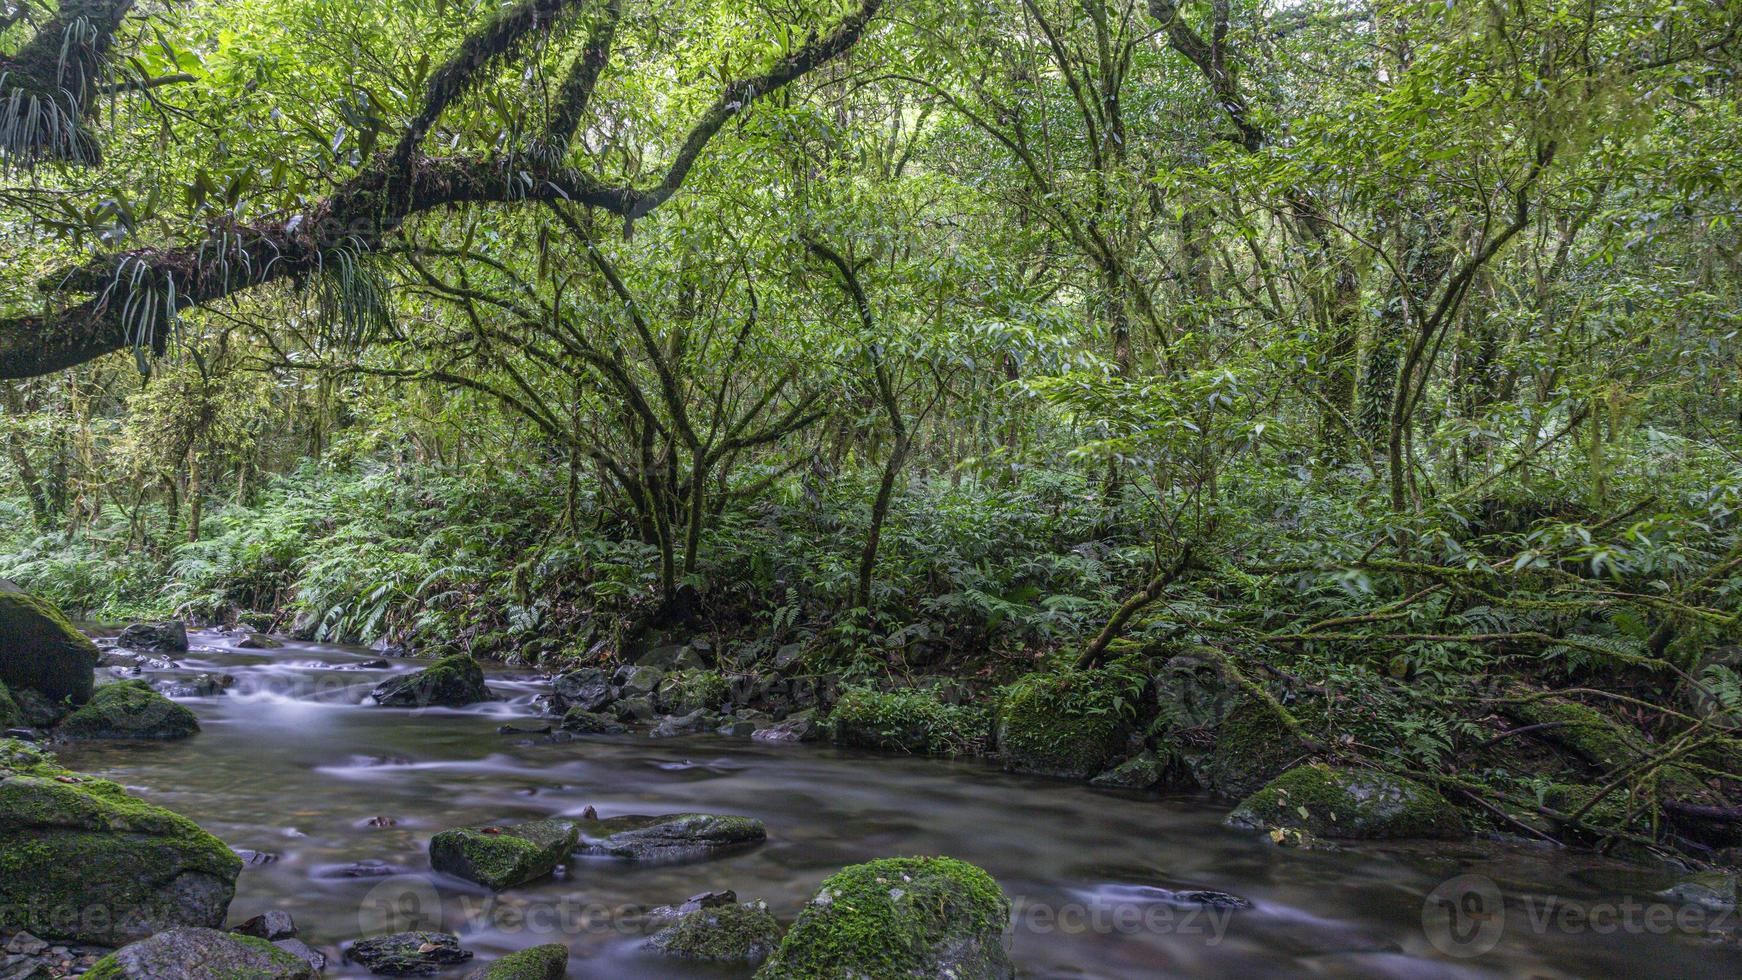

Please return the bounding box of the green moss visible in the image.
[1226,764,1467,839]
[1191,697,1320,799]
[57,679,200,740]
[648,902,781,964]
[0,681,22,729]
[757,857,1012,979]
[0,591,99,704]
[656,669,730,715]
[429,819,578,890]
[1541,782,1644,834]
[372,653,491,707]
[829,685,989,757]
[1499,696,1702,797]
[465,943,569,979]
[84,928,313,979]
[0,738,242,945]
[995,669,1137,779]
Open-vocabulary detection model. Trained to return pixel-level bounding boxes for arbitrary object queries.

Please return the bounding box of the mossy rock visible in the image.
[371,653,492,707]
[647,901,781,964]
[830,685,989,757]
[1089,748,1188,791]
[1498,695,1703,797]
[84,926,315,979]
[0,680,23,729]
[0,738,242,945]
[656,669,730,715]
[462,943,569,979]
[995,670,1132,780]
[756,856,1013,979]
[430,818,579,890]
[575,812,765,862]
[1226,764,1467,840]
[56,679,200,740]
[1189,697,1318,799]
[0,590,98,704]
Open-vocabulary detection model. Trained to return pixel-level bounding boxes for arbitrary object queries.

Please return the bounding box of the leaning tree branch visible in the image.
[0,0,885,380]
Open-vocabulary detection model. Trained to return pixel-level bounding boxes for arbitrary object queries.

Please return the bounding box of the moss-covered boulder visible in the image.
[656,669,729,715]
[647,900,781,964]
[1498,695,1703,797]
[0,590,98,704]
[756,857,1013,979]
[371,653,491,708]
[462,944,569,979]
[429,818,578,890]
[0,680,23,729]
[994,671,1131,779]
[1188,697,1316,799]
[83,927,315,979]
[0,738,242,945]
[56,679,200,740]
[1226,764,1467,840]
[575,812,765,862]
[830,685,989,757]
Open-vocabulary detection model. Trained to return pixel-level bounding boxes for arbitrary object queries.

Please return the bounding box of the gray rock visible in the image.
[232,910,298,940]
[1090,751,1168,790]
[575,812,766,862]
[613,695,657,723]
[613,665,664,698]
[552,668,613,713]
[236,633,282,650]
[272,938,326,972]
[344,932,473,976]
[83,927,315,979]
[650,709,709,738]
[752,709,819,743]
[115,621,190,654]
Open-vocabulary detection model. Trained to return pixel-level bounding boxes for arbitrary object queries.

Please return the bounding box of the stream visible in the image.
[50,629,1742,978]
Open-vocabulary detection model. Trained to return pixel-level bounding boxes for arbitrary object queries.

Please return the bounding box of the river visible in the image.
[50,630,1742,978]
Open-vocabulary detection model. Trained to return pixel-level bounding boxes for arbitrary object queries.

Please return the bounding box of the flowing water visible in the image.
[49,630,1742,978]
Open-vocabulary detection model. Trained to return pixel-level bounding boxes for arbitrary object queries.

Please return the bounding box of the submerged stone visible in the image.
[429,818,579,890]
[56,679,200,740]
[575,812,765,862]
[1226,764,1467,840]
[559,708,627,734]
[0,591,98,705]
[756,856,1014,979]
[0,739,242,946]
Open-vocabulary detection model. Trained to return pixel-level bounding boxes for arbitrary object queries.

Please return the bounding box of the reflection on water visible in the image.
[52,631,1742,978]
